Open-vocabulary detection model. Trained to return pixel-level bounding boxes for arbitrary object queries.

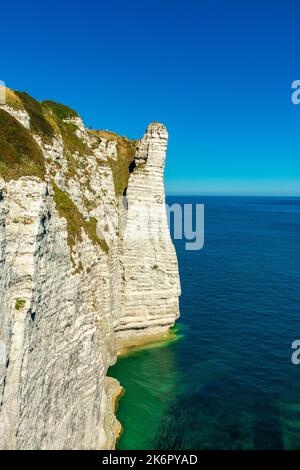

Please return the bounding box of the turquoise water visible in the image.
[109,197,300,450]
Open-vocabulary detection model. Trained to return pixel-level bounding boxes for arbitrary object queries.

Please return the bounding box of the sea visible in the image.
[109,196,300,450]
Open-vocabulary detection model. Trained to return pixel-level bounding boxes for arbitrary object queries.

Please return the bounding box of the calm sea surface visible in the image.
[109,196,300,450]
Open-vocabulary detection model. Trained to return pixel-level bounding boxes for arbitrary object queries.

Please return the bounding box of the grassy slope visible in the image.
[0,108,45,180]
[0,89,138,253]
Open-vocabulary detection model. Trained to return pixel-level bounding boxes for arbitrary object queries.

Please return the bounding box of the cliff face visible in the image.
[0,90,180,449]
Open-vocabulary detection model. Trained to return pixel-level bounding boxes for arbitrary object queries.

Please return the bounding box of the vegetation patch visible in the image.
[15,299,26,310]
[43,100,79,120]
[109,139,137,196]
[44,101,91,160]
[5,88,25,110]
[15,92,55,141]
[91,130,137,196]
[5,92,89,160]
[61,121,90,158]
[52,181,109,253]
[0,109,45,181]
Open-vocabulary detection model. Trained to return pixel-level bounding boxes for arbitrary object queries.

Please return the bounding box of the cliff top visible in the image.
[0,88,168,256]
[0,88,138,187]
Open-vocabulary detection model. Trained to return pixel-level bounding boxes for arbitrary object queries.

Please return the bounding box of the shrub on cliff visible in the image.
[0,108,45,180]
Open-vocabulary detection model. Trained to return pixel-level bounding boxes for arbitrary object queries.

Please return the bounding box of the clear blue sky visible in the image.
[1,0,300,195]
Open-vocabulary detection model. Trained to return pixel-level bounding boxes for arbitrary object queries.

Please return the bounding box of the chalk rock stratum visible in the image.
[0,89,180,449]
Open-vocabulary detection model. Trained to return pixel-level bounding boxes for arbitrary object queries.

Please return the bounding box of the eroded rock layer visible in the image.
[0,90,180,449]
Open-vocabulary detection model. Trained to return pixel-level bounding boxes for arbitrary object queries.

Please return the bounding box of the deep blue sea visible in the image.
[109,196,300,450]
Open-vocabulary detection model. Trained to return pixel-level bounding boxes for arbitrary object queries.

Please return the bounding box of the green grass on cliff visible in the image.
[43,100,79,120]
[5,88,24,110]
[110,138,137,196]
[52,181,109,253]
[60,121,91,158]
[15,92,55,141]
[1,88,135,252]
[0,108,45,181]
[2,89,136,196]
[43,100,91,160]
[5,91,90,159]
[15,299,26,310]
[91,130,137,196]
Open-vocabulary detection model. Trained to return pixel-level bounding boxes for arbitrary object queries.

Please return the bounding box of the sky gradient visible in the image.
[1,0,300,195]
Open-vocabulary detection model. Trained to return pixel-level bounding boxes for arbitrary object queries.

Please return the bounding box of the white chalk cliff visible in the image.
[0,90,180,449]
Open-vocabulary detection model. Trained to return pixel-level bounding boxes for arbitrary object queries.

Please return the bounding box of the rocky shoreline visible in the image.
[103,377,124,449]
